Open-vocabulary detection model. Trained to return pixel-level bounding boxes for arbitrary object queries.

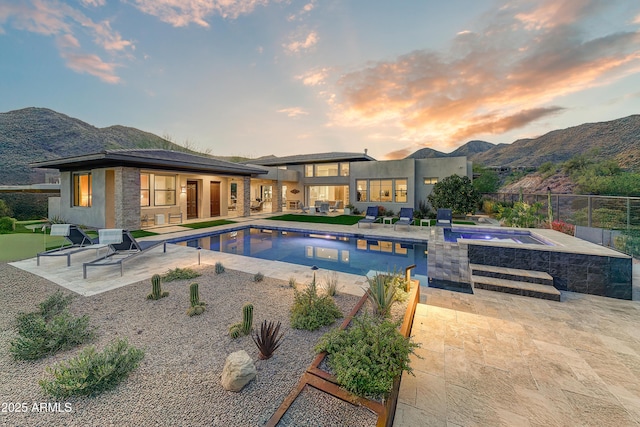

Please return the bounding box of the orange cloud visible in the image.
[321,1,640,158]
[277,107,309,118]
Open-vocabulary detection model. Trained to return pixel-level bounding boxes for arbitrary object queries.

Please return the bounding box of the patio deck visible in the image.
[8,216,640,426]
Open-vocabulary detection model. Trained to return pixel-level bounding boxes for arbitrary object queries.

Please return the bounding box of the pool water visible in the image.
[171,227,428,276]
[444,228,550,245]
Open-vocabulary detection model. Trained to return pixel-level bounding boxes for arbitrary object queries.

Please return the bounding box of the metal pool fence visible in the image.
[483,193,640,257]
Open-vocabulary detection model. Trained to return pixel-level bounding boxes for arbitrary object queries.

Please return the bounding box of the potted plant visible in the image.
[344,204,354,215]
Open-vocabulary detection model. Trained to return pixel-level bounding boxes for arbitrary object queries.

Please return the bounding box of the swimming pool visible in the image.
[169,226,428,276]
[444,227,552,245]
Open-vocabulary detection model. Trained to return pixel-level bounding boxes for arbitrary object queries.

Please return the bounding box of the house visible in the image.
[30,149,471,229]
[30,149,269,230]
[246,152,472,214]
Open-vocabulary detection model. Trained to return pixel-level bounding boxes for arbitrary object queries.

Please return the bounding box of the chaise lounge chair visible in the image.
[394,208,415,230]
[436,208,452,226]
[82,229,167,278]
[358,206,380,228]
[37,224,103,267]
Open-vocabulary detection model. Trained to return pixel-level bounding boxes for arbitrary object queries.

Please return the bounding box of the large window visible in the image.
[395,179,408,203]
[304,163,347,177]
[356,180,368,202]
[154,175,176,206]
[370,179,393,202]
[73,172,92,207]
[305,165,314,177]
[140,173,150,206]
[356,178,407,203]
[315,163,339,177]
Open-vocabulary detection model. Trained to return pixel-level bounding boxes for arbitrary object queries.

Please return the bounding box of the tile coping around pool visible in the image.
[8,219,633,298]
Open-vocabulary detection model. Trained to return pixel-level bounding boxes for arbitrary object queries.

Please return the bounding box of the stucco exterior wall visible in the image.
[414,156,470,207]
[349,159,416,213]
[56,169,108,229]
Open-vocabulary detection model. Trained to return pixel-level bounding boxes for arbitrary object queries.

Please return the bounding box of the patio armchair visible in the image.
[358,206,380,228]
[250,200,265,212]
[329,201,343,212]
[394,208,415,230]
[298,202,310,213]
[37,224,104,267]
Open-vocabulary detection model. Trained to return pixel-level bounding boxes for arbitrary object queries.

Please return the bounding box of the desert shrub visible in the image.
[324,271,338,296]
[413,200,432,220]
[215,262,225,274]
[288,277,297,289]
[162,267,200,282]
[10,293,95,360]
[482,199,499,215]
[496,201,545,228]
[253,272,264,282]
[38,290,74,321]
[0,216,16,233]
[290,278,342,331]
[316,314,419,399]
[545,220,575,236]
[40,338,144,398]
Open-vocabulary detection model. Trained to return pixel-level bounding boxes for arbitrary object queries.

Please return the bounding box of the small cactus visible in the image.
[229,303,253,339]
[186,283,206,316]
[253,272,264,282]
[147,274,169,300]
[215,262,225,274]
[242,304,253,334]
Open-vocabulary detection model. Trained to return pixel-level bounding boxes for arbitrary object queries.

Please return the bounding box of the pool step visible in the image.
[470,264,560,301]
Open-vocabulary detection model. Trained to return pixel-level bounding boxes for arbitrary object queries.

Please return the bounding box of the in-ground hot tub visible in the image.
[428,226,633,300]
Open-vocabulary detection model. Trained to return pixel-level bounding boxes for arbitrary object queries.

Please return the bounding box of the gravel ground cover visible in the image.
[0,263,362,427]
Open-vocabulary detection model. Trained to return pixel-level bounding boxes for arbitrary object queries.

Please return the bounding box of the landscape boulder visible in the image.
[221,350,256,392]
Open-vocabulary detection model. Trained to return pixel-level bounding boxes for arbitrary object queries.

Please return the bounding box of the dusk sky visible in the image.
[1,0,639,160]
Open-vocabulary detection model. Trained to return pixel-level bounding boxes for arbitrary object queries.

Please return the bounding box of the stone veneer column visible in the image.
[114,167,141,230]
[272,181,282,213]
[237,176,251,217]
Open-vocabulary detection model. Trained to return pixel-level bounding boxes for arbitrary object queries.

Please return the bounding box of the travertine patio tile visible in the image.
[596,333,639,356]
[414,371,447,418]
[393,402,446,427]
[563,389,638,426]
[411,347,445,377]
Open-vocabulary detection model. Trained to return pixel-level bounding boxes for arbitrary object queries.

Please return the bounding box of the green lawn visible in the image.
[0,234,67,262]
[181,219,236,229]
[266,214,362,225]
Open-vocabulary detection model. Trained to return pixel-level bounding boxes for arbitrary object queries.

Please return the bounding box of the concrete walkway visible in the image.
[394,263,640,426]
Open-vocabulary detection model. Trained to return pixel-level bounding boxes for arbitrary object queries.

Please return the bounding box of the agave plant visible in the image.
[364,273,397,318]
[252,320,284,360]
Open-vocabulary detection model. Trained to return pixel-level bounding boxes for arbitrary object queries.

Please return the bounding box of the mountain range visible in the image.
[1,107,639,185]
[411,116,640,170]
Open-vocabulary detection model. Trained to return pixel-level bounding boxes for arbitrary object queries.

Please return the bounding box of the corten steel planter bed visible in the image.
[266,279,421,427]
